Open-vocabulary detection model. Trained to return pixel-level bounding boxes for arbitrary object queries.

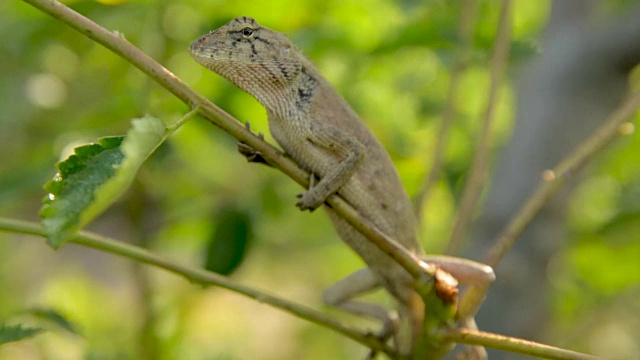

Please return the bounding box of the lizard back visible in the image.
[190,15,423,315]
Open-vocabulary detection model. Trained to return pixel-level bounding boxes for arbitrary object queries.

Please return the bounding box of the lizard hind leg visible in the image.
[323,268,401,353]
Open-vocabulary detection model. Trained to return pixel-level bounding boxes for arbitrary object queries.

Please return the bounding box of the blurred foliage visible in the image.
[0,325,43,346]
[0,0,638,359]
[203,208,252,276]
[27,308,79,335]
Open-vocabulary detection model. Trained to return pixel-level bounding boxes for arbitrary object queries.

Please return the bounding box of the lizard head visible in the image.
[190,16,302,96]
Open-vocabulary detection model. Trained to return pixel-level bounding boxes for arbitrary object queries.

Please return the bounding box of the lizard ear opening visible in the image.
[279,43,293,59]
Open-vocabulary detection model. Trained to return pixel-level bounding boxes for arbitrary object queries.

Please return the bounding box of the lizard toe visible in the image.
[295,193,321,211]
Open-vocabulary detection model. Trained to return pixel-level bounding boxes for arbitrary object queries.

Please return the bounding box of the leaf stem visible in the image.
[166,105,201,134]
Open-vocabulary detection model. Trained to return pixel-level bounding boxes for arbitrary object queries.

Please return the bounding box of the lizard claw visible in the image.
[364,311,400,359]
[238,122,270,165]
[296,174,323,211]
[295,192,321,212]
[244,122,265,140]
[237,142,270,165]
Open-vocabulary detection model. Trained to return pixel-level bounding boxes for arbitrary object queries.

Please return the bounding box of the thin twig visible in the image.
[0,217,399,358]
[458,91,640,320]
[20,0,429,282]
[447,0,513,255]
[414,0,479,218]
[485,93,640,267]
[440,328,604,360]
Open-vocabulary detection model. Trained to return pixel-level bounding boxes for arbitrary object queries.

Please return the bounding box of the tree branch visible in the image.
[0,217,398,358]
[19,2,631,358]
[441,328,604,360]
[485,91,640,268]
[414,0,479,218]
[458,90,640,321]
[447,0,513,254]
[1,217,607,360]
[20,0,431,285]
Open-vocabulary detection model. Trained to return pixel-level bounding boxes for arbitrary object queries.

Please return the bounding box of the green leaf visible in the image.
[203,209,252,276]
[40,116,167,248]
[28,308,78,335]
[0,324,44,345]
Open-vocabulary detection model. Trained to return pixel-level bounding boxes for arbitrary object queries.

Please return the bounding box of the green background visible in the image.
[1,0,638,359]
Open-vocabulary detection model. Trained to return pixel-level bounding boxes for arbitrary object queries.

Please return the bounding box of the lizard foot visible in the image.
[237,121,271,165]
[237,142,270,165]
[364,311,400,360]
[295,174,325,211]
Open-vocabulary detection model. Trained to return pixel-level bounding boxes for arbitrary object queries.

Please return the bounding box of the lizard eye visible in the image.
[240,27,254,36]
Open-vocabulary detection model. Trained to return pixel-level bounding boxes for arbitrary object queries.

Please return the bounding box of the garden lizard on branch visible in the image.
[190,16,494,356]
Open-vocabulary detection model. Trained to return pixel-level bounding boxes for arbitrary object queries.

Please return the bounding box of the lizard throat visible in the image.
[234,64,318,120]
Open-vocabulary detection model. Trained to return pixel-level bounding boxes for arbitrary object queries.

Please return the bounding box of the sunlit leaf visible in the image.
[40,116,167,248]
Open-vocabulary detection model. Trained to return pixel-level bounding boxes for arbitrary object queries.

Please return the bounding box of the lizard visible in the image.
[189,16,494,356]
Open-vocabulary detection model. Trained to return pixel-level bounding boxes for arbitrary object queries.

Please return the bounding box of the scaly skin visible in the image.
[190,16,427,353]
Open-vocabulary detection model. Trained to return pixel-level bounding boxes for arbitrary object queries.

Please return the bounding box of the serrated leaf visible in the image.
[40,116,167,248]
[0,324,44,345]
[203,210,252,275]
[40,139,124,247]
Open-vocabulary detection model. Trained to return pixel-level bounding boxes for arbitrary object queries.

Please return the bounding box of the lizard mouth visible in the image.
[189,39,256,66]
[189,39,212,58]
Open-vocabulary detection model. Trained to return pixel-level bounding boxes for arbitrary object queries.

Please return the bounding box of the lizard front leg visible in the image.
[296,121,366,211]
